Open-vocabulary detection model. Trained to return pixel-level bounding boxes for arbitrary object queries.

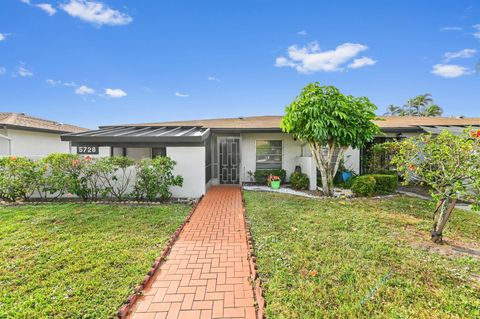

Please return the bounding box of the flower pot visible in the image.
[270,180,281,189]
[342,171,353,182]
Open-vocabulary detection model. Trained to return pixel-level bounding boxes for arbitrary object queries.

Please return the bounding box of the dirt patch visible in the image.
[411,238,480,260]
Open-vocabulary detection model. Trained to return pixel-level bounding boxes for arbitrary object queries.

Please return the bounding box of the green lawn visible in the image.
[244,191,480,319]
[0,203,190,318]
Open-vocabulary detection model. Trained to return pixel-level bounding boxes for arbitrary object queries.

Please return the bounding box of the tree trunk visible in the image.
[309,142,346,197]
[431,198,457,244]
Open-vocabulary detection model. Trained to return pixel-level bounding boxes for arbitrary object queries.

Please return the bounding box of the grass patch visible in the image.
[244,192,480,319]
[0,203,190,318]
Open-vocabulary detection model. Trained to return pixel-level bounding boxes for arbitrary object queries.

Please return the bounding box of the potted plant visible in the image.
[267,174,281,189]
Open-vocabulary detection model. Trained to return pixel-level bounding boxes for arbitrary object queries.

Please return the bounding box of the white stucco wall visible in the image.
[0,137,10,156]
[296,156,317,190]
[240,133,304,182]
[167,146,206,198]
[6,129,72,158]
[344,147,360,174]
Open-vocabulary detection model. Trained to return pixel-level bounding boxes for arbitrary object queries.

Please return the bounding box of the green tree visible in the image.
[384,93,443,117]
[389,130,480,243]
[281,83,380,196]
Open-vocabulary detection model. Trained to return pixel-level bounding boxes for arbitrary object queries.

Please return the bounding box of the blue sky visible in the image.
[1,0,479,129]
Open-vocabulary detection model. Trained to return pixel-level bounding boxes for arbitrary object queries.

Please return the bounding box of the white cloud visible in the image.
[36,3,56,15]
[17,66,33,77]
[75,85,95,95]
[61,0,132,26]
[104,88,127,98]
[297,30,307,36]
[474,24,480,39]
[275,41,373,73]
[46,79,61,86]
[207,76,221,82]
[0,67,6,75]
[348,56,377,69]
[20,0,57,16]
[443,48,477,62]
[0,33,6,41]
[431,64,472,78]
[440,26,462,31]
[63,81,78,87]
[174,92,189,98]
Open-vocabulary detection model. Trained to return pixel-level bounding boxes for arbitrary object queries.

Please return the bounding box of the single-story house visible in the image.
[0,112,93,158]
[61,115,480,198]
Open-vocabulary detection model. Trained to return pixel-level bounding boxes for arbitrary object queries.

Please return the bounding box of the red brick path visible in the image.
[129,186,256,319]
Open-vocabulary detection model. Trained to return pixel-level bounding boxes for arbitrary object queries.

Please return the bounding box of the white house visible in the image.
[61,115,480,198]
[0,112,88,158]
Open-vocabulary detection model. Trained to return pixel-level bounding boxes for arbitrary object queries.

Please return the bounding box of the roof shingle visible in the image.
[0,112,87,133]
[114,115,480,130]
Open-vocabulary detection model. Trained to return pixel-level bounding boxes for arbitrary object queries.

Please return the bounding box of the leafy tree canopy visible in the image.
[281,83,380,149]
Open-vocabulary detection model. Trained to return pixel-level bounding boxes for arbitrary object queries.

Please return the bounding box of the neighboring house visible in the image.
[61,115,480,198]
[0,112,88,158]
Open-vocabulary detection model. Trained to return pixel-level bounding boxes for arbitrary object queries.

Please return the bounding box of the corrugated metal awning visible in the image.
[420,125,480,135]
[61,126,210,144]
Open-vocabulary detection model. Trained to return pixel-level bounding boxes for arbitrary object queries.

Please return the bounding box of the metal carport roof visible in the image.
[61,126,210,144]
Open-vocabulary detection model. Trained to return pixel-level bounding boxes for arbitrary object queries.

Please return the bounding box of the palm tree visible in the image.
[384,104,400,115]
[385,93,442,117]
[423,104,443,117]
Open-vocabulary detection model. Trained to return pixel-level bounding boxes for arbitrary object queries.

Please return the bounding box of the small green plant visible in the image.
[133,156,183,201]
[290,172,310,190]
[254,169,286,185]
[351,175,376,196]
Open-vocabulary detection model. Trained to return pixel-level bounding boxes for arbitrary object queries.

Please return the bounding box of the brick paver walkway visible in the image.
[129,186,256,319]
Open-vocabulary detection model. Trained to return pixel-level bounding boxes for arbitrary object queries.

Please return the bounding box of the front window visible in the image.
[152,147,166,158]
[256,140,282,169]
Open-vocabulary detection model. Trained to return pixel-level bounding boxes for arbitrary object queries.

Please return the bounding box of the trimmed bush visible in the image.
[351,175,376,196]
[133,156,183,201]
[371,174,398,194]
[0,156,39,201]
[290,172,309,190]
[254,169,287,185]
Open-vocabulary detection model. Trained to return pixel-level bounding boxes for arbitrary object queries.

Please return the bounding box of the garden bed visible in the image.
[244,191,480,318]
[0,203,190,318]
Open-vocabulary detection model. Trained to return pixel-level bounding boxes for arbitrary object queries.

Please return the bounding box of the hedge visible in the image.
[0,154,183,202]
[351,175,376,196]
[370,174,398,194]
[352,174,398,196]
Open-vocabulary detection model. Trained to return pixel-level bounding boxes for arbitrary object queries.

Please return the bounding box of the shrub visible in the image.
[0,156,38,201]
[95,156,135,200]
[254,169,287,185]
[39,153,81,199]
[371,174,398,194]
[351,175,376,196]
[290,172,309,190]
[133,156,183,201]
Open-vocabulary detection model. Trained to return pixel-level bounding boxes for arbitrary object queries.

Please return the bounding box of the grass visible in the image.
[244,192,480,319]
[0,203,190,318]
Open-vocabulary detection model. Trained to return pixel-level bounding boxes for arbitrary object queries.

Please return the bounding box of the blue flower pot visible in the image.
[342,171,353,182]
